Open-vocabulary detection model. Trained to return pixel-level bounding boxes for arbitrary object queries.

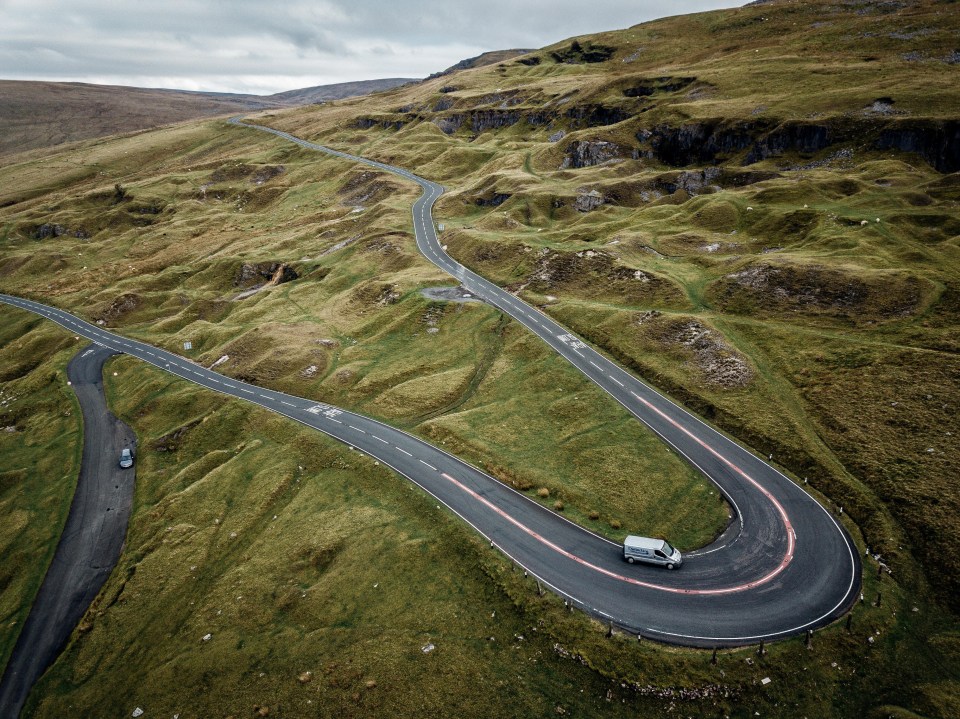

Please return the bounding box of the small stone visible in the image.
[132,709,144,718]
[298,671,313,684]
[202,633,212,642]
[422,643,435,653]
[365,679,377,689]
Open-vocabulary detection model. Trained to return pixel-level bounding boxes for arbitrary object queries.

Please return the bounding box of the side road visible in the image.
[0,344,136,718]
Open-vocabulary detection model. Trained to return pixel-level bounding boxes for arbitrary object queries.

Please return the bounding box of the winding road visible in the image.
[0,118,861,651]
[0,344,136,718]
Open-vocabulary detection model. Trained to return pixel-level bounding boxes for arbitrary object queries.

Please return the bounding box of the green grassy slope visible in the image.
[0,317,83,674]
[252,0,960,612]
[1,0,960,716]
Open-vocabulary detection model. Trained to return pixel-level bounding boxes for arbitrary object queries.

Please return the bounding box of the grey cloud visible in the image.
[0,0,743,94]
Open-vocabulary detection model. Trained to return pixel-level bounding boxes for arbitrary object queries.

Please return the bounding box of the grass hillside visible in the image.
[253,0,960,611]
[0,81,280,158]
[0,78,416,158]
[1,0,959,717]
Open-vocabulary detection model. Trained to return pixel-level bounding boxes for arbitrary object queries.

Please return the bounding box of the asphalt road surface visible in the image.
[0,121,861,649]
[0,344,136,718]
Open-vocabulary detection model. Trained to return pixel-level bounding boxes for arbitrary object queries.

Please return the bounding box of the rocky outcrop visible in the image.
[550,40,615,64]
[643,122,760,166]
[642,118,959,172]
[709,263,927,322]
[574,189,605,212]
[32,223,89,240]
[234,262,299,287]
[623,76,697,97]
[565,104,632,128]
[474,193,512,207]
[873,120,960,173]
[433,110,522,135]
[743,123,832,164]
[468,110,522,134]
[97,293,142,322]
[561,140,627,169]
[433,115,465,135]
[354,116,409,131]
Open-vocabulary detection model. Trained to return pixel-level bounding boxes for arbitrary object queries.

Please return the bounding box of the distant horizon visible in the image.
[0,75,422,98]
[0,1,742,95]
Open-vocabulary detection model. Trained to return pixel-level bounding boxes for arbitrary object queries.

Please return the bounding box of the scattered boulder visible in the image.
[666,320,754,387]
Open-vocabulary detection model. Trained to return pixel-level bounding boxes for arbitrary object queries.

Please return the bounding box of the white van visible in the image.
[623,536,682,569]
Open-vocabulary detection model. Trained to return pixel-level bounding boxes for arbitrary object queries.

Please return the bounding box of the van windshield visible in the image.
[662,541,676,555]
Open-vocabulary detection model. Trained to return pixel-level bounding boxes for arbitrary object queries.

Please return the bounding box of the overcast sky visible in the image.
[0,0,744,95]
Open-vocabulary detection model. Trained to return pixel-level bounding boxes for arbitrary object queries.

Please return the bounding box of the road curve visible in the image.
[0,344,136,718]
[0,119,860,647]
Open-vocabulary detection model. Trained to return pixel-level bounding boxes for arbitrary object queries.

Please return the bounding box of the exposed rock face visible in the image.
[550,40,615,64]
[666,320,754,388]
[644,121,759,166]
[97,293,142,322]
[641,118,960,172]
[234,262,299,287]
[468,110,521,133]
[474,192,512,207]
[744,123,832,164]
[574,189,605,212]
[623,76,697,97]
[662,168,723,195]
[355,116,408,131]
[433,115,465,134]
[433,110,525,135]
[711,263,926,321]
[874,120,960,173]
[561,140,626,169]
[564,104,631,128]
[32,223,89,240]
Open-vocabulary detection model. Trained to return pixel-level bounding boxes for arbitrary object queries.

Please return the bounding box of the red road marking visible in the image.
[628,391,795,564]
[440,390,798,596]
